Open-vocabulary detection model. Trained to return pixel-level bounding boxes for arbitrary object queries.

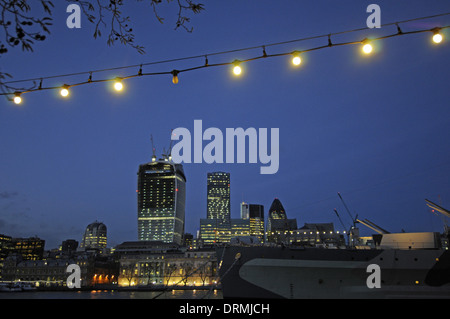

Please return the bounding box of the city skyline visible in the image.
[0,153,294,249]
[1,1,449,249]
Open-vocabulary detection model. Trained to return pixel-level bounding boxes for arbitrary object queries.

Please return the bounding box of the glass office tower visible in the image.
[137,157,186,245]
[267,198,297,243]
[80,221,107,250]
[200,172,231,244]
[206,172,230,222]
[249,204,265,243]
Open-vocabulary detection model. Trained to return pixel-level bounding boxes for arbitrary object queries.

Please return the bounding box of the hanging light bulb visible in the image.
[361,39,373,54]
[13,92,22,105]
[292,56,301,66]
[432,28,443,44]
[172,70,179,84]
[232,60,242,76]
[362,43,373,54]
[114,78,124,91]
[291,51,302,66]
[60,85,70,97]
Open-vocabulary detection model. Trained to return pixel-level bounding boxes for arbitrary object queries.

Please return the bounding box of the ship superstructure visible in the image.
[217,199,450,299]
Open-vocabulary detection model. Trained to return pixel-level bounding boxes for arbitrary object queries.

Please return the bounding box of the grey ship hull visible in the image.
[217,246,450,299]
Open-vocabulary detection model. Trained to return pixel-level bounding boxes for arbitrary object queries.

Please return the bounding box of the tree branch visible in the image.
[0,0,205,96]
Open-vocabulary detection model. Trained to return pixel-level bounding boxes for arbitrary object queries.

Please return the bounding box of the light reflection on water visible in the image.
[0,289,223,299]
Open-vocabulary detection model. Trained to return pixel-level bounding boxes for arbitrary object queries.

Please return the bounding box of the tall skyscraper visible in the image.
[248,204,265,243]
[240,203,265,242]
[268,198,287,220]
[137,156,186,245]
[80,221,107,250]
[200,172,231,245]
[206,172,230,222]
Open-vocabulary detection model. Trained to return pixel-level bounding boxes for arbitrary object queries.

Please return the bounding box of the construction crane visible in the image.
[161,129,174,161]
[150,135,157,162]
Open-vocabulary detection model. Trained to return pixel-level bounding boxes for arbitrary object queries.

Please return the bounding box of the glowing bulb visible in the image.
[172,71,179,84]
[114,81,124,91]
[60,86,70,97]
[233,65,242,75]
[13,94,22,105]
[292,55,301,66]
[362,43,373,54]
[433,33,443,44]
[232,60,242,76]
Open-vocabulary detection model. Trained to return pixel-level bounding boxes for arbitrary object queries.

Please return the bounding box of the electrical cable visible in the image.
[2,12,449,101]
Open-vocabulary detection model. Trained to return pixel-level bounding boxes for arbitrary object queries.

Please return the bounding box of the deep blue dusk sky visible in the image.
[1,1,449,249]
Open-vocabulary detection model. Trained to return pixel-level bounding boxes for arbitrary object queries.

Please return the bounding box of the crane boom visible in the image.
[337,192,357,226]
[356,218,389,234]
[334,208,347,230]
[425,199,450,218]
[356,219,383,234]
[363,218,390,234]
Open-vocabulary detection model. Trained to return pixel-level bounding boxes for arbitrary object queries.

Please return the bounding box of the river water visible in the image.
[0,289,223,299]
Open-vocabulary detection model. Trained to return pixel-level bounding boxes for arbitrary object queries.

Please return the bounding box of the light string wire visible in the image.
[2,12,450,100]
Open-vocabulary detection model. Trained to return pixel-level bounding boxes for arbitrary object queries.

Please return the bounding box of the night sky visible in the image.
[1,1,449,249]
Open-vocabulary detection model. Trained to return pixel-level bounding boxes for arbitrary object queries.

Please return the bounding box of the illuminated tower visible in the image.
[137,155,186,245]
[268,198,286,221]
[80,221,107,250]
[240,202,249,219]
[200,172,231,244]
[249,204,265,243]
[207,172,230,223]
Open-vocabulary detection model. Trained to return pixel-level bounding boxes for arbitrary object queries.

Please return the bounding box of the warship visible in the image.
[217,199,450,299]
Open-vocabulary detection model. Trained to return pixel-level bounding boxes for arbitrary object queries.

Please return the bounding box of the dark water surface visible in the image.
[0,289,222,299]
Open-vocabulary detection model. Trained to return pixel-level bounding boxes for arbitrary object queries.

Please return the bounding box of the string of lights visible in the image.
[3,12,450,105]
